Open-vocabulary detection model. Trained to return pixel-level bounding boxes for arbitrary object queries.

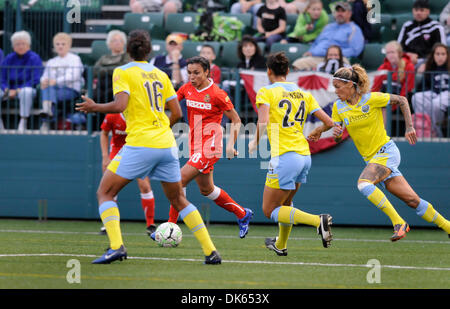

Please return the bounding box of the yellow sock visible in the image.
[99,201,123,250]
[420,202,450,234]
[275,223,292,250]
[359,181,405,226]
[180,204,216,256]
[276,206,320,227]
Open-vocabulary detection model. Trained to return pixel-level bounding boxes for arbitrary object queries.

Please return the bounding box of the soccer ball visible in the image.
[154,222,182,247]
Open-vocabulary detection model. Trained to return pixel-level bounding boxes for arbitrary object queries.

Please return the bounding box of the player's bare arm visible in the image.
[224,108,241,159]
[249,104,269,154]
[100,130,111,172]
[76,92,128,114]
[166,97,182,127]
[307,109,335,142]
[389,94,417,145]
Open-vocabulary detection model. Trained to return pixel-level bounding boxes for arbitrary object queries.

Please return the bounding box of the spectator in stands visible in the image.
[412,43,449,137]
[39,32,84,131]
[349,0,373,42]
[129,0,182,18]
[150,33,187,90]
[93,30,130,103]
[230,0,264,29]
[199,44,221,84]
[439,2,450,45]
[279,0,309,14]
[0,31,42,132]
[283,0,328,44]
[316,45,351,74]
[292,1,364,71]
[254,0,287,52]
[237,35,267,70]
[371,41,415,99]
[397,0,446,67]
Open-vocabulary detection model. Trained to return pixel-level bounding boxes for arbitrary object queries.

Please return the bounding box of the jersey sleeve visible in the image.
[306,92,321,115]
[216,88,234,111]
[112,68,130,96]
[255,87,271,108]
[331,102,342,124]
[369,92,391,108]
[100,114,112,132]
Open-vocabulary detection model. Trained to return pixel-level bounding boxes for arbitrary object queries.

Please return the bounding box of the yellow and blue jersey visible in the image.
[112,61,177,149]
[255,82,321,157]
[332,92,391,160]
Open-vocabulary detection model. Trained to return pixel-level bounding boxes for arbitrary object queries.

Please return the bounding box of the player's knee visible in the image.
[262,207,272,219]
[357,180,375,197]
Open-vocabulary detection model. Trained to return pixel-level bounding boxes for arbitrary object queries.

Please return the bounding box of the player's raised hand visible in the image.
[75,95,97,113]
[405,126,417,145]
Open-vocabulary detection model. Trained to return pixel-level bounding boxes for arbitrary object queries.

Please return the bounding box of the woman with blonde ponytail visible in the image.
[308,64,450,241]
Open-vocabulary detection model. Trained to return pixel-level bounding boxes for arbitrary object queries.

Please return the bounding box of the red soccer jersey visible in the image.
[100,113,127,159]
[177,80,234,157]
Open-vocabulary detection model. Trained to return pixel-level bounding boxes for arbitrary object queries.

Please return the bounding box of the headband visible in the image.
[333,77,357,85]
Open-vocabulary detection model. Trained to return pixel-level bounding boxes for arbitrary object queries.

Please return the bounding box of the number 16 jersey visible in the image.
[112,61,177,149]
[255,82,321,157]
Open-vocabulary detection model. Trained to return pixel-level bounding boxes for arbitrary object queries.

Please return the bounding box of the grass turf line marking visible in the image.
[0,229,449,245]
[0,253,449,272]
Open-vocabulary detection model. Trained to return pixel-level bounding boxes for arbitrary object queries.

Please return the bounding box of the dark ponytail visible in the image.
[127,29,151,61]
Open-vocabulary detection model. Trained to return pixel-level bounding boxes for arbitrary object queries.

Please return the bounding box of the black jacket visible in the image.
[398,17,446,58]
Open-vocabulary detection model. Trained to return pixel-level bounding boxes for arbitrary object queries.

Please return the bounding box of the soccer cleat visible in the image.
[265,237,288,256]
[204,250,222,265]
[150,231,156,241]
[91,245,127,264]
[391,223,410,242]
[146,224,156,235]
[317,214,333,248]
[237,208,253,238]
[99,226,107,235]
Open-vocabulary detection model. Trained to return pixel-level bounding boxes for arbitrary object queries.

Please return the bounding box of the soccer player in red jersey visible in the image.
[100,113,156,235]
[163,56,253,238]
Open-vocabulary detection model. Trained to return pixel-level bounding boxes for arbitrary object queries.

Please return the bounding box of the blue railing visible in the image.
[0,65,448,141]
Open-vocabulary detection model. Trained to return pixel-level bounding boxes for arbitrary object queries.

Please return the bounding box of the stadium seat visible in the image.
[218,12,252,28]
[286,14,298,34]
[383,0,415,14]
[360,43,385,71]
[429,0,449,15]
[270,43,310,65]
[90,40,109,63]
[149,39,167,60]
[121,13,166,40]
[370,14,393,43]
[182,41,221,59]
[218,41,239,68]
[165,12,199,35]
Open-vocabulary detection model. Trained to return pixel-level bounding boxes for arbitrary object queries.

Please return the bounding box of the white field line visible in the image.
[0,229,449,245]
[0,253,449,272]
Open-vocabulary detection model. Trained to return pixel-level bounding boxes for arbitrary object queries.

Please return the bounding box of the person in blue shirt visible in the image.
[0,31,43,132]
[0,48,4,64]
[292,1,364,71]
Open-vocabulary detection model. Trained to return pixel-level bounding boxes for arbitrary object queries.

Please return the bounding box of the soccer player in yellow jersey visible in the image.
[249,52,335,256]
[76,30,221,264]
[309,64,450,240]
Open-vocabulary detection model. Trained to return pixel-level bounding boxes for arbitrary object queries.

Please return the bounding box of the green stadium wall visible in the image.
[0,134,449,227]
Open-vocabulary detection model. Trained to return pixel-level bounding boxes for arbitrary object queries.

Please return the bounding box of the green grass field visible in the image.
[0,218,449,290]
